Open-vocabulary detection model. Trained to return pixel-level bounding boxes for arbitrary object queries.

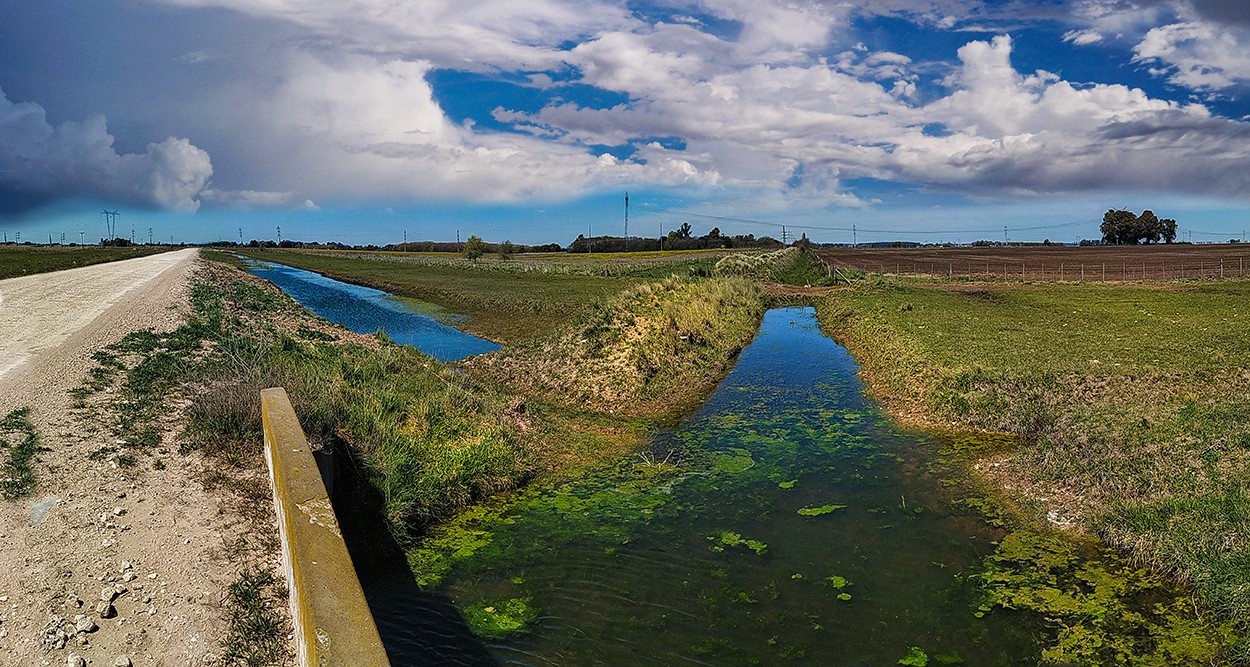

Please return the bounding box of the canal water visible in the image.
[240,258,499,361]
[233,263,1234,665]
[366,307,1047,665]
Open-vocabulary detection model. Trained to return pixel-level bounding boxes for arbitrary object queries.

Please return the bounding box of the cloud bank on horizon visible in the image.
[4,0,1250,220]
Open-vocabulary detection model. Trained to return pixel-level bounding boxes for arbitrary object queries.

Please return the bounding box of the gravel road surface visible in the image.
[0,249,271,666]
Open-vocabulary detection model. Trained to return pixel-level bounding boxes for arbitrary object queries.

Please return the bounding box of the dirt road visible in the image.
[0,249,268,666]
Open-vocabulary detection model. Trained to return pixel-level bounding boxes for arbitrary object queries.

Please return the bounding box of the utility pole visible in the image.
[276,226,282,244]
[101,210,120,241]
[131,228,135,244]
[147,228,152,244]
[781,225,790,245]
[61,233,65,245]
[49,233,53,245]
[1004,226,1008,244]
[624,191,629,238]
[852,224,857,247]
[238,227,243,244]
[80,231,85,245]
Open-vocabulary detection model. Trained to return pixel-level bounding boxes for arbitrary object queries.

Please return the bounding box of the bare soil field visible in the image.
[818,243,1250,281]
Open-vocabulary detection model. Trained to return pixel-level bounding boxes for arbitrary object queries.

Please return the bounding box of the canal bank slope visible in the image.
[817,278,1250,659]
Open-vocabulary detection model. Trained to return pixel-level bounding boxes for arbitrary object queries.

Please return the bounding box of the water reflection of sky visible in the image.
[242,258,500,362]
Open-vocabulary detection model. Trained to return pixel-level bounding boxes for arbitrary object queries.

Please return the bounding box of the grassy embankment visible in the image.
[0,245,172,280]
[107,250,766,544]
[818,278,1250,656]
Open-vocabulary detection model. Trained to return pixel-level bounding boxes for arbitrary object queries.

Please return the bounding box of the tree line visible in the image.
[1100,209,1177,245]
[567,225,782,253]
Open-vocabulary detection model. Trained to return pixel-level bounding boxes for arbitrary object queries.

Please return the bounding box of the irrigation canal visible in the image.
[240,257,499,361]
[246,262,1232,665]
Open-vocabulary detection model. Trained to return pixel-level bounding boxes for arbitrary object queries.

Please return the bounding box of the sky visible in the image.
[4,0,1250,246]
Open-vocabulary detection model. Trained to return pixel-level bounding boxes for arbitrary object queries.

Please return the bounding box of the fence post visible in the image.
[1080,264,1085,281]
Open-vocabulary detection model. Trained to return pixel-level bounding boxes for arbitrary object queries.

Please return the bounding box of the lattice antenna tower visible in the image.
[101,209,120,240]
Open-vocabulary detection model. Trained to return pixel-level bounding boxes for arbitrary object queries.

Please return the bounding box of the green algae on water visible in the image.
[827,575,850,589]
[898,646,929,665]
[977,530,1240,666]
[710,531,769,556]
[462,596,539,638]
[712,449,755,474]
[798,503,847,517]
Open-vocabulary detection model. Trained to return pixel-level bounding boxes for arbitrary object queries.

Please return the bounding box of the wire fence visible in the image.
[833,257,1250,282]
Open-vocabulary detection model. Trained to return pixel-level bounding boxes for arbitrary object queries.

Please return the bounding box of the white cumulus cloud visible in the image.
[1133,20,1250,90]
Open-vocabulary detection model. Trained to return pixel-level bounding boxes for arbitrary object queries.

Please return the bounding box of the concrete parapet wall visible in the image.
[261,387,390,666]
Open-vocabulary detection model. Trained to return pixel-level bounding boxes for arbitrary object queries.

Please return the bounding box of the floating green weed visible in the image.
[798,503,847,517]
[711,531,768,556]
[898,646,929,665]
[827,575,850,589]
[713,451,755,474]
[463,597,538,638]
[977,530,1240,665]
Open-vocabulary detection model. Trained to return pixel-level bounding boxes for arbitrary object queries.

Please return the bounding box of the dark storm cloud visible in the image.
[0,89,212,215]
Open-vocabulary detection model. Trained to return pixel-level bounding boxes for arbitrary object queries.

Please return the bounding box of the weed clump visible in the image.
[0,408,42,500]
[221,568,292,667]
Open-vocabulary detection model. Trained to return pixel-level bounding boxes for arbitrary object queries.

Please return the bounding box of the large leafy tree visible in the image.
[1100,209,1178,245]
[463,234,485,261]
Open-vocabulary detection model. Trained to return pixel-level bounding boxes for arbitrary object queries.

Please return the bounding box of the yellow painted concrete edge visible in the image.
[261,387,390,666]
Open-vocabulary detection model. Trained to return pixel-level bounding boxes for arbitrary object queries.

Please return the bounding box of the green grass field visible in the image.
[0,245,173,280]
[818,278,1250,649]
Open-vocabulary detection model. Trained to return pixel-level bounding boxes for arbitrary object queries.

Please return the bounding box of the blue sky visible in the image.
[4,0,1250,245]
